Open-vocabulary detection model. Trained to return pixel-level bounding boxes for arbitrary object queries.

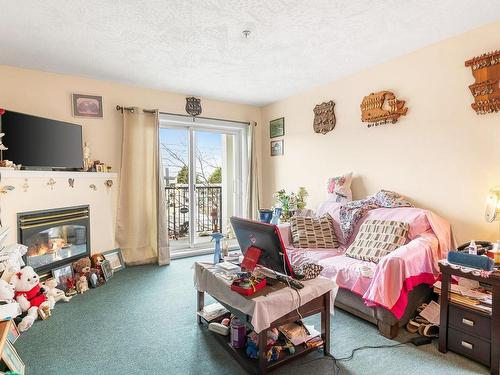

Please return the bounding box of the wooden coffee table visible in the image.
[194,262,335,374]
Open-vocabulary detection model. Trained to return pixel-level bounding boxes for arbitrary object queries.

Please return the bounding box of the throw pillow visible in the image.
[293,263,324,280]
[290,214,339,249]
[345,219,409,263]
[327,172,353,203]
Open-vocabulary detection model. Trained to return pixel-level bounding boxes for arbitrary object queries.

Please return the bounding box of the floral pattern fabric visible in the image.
[339,190,413,241]
[327,172,353,203]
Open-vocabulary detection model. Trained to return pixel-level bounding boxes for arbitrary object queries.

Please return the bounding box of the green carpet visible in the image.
[15,255,488,374]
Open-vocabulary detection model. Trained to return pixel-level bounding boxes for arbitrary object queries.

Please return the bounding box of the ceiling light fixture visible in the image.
[242,30,251,38]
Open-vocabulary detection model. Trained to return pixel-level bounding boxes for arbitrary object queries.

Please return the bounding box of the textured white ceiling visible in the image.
[0,1,499,106]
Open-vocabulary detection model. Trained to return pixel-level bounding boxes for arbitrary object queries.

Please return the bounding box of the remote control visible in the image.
[276,275,304,290]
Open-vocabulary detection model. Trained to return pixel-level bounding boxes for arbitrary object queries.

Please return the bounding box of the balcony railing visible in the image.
[165,185,222,240]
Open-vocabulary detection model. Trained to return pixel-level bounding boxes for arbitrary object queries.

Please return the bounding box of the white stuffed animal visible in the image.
[0,279,16,302]
[43,278,72,309]
[10,266,50,331]
[0,279,21,321]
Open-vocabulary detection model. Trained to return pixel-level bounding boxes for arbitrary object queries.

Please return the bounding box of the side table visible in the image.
[438,261,499,375]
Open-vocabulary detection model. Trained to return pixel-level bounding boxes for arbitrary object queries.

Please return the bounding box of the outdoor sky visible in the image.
[160,128,222,180]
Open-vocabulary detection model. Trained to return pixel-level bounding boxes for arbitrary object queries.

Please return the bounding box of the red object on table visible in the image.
[0,109,5,115]
[240,246,262,271]
[231,277,266,296]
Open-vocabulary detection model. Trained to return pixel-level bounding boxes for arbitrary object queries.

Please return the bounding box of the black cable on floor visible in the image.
[327,340,411,375]
[292,340,412,375]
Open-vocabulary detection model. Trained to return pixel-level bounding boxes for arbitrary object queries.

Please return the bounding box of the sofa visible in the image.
[279,200,453,338]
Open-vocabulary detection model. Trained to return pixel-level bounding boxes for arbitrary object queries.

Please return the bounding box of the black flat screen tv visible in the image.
[1,110,83,170]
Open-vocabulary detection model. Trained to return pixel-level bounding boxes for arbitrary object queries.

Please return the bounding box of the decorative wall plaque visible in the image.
[360,91,408,127]
[313,101,336,135]
[185,97,202,116]
[465,50,500,114]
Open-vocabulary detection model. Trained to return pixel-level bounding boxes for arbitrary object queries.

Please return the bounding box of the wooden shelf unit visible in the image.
[438,262,499,375]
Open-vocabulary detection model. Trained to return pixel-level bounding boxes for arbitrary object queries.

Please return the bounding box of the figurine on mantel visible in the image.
[83,142,91,171]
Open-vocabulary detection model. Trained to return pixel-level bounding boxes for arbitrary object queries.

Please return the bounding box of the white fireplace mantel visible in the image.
[0,169,119,254]
[0,169,117,179]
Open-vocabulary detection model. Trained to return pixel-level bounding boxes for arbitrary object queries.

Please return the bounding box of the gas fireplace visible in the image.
[17,205,90,274]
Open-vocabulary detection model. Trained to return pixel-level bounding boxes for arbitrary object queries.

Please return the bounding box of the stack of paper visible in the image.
[197,303,229,322]
[278,322,322,346]
[434,280,492,314]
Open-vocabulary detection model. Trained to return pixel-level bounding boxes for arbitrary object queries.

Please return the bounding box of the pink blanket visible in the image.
[280,207,453,319]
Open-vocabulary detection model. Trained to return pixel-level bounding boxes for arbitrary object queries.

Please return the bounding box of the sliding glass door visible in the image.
[160,115,248,254]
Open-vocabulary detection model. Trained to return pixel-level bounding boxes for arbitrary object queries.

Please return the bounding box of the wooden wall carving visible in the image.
[313,101,336,135]
[465,50,500,114]
[360,91,407,127]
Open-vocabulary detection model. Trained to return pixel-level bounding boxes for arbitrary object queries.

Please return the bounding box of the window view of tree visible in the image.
[207,166,222,184]
[160,129,223,243]
[176,165,188,184]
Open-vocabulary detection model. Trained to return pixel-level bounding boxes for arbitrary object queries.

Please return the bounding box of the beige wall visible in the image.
[260,20,500,244]
[0,65,261,172]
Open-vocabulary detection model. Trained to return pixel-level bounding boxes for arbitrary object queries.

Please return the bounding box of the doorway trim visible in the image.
[159,114,249,254]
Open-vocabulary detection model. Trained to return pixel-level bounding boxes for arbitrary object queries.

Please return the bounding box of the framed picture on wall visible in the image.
[269,117,285,138]
[270,140,284,157]
[72,94,103,118]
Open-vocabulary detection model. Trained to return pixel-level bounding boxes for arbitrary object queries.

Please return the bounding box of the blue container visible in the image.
[259,209,273,223]
[270,207,282,225]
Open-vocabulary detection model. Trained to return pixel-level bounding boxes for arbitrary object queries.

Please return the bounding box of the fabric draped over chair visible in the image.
[116,108,170,266]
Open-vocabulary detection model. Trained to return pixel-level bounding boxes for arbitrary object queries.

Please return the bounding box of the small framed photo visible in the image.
[72,93,103,118]
[101,259,113,281]
[7,320,20,344]
[270,140,284,156]
[270,117,285,138]
[2,340,25,374]
[51,264,74,290]
[102,248,125,272]
[95,164,104,172]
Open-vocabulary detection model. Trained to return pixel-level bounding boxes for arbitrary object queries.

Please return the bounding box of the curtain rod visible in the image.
[159,111,253,126]
[116,105,253,126]
[116,105,156,114]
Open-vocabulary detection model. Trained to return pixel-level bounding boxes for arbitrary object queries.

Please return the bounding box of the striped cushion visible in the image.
[290,214,339,249]
[345,219,409,263]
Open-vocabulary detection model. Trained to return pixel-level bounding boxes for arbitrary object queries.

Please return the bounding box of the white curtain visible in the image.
[116,108,170,266]
[246,122,260,220]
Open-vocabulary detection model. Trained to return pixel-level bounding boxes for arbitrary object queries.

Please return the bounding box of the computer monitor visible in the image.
[230,216,294,277]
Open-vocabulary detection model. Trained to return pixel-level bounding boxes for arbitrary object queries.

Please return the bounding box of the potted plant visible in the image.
[273,187,308,223]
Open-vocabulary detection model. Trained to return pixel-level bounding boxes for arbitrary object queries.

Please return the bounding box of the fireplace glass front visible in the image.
[18,206,90,273]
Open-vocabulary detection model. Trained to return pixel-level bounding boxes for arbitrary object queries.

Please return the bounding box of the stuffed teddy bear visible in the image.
[73,257,91,279]
[90,254,106,286]
[43,278,72,309]
[74,256,102,288]
[10,266,50,331]
[76,275,89,294]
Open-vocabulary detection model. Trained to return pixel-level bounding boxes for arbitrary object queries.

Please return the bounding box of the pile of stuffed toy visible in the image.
[0,228,108,332]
